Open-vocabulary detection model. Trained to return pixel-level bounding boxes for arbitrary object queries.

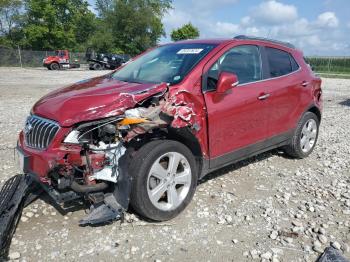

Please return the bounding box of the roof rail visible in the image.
[233,35,295,49]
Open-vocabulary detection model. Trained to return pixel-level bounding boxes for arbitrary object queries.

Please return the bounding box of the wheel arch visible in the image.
[127,127,204,178]
[307,105,322,123]
[165,127,203,177]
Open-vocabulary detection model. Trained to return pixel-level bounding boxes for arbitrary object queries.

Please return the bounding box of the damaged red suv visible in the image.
[15,36,322,225]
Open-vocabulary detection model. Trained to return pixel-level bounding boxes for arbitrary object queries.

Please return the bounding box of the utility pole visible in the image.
[18,45,23,68]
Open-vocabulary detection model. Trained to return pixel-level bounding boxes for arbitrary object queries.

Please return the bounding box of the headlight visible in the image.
[63,130,80,144]
[62,115,143,145]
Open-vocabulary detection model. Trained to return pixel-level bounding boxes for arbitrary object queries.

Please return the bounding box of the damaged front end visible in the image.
[0,82,205,258]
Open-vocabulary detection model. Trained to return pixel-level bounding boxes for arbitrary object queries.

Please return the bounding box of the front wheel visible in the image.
[49,62,59,70]
[129,140,198,221]
[284,111,320,159]
[93,63,102,70]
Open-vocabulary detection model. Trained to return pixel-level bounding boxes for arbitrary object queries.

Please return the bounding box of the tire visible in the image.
[284,111,320,159]
[129,140,198,221]
[50,62,59,70]
[93,63,102,70]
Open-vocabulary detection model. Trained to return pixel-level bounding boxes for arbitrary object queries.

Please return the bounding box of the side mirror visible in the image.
[216,72,239,94]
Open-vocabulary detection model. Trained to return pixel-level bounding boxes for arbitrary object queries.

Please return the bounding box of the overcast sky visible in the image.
[88,0,350,56]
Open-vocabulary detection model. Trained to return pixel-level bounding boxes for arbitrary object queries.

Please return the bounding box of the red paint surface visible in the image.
[33,77,168,126]
[43,50,70,66]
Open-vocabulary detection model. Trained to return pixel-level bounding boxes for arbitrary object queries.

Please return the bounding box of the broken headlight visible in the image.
[63,117,124,145]
[63,130,80,144]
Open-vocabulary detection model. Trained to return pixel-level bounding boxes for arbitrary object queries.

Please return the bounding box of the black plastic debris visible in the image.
[0,175,33,258]
[79,156,131,226]
[317,247,349,262]
[79,194,124,226]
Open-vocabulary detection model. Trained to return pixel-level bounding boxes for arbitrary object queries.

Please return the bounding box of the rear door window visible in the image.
[266,47,299,77]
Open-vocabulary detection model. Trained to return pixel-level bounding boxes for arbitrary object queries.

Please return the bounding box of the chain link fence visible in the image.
[0,46,87,67]
[0,46,349,76]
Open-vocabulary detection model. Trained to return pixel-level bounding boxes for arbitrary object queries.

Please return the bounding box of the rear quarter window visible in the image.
[266,47,299,78]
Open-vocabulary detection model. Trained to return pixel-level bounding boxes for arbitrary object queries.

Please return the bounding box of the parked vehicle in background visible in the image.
[43,50,80,70]
[86,48,129,70]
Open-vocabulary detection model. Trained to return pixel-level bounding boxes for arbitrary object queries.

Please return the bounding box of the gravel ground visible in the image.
[0,67,349,262]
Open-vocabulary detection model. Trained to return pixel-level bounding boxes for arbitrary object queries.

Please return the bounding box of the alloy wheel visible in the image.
[147,152,192,211]
[300,119,318,153]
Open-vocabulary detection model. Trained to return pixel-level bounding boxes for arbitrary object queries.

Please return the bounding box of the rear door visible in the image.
[202,44,270,166]
[262,46,303,137]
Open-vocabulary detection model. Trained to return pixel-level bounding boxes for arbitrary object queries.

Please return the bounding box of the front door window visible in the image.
[206,45,262,91]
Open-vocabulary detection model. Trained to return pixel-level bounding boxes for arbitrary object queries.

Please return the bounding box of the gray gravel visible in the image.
[0,68,349,261]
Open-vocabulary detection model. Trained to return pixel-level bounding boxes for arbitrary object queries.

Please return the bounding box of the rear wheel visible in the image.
[49,62,59,70]
[129,140,198,221]
[284,112,319,158]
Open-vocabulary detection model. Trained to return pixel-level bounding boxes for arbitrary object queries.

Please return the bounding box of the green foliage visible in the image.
[306,57,350,74]
[23,0,96,50]
[95,0,172,55]
[170,23,199,42]
[87,22,115,53]
[0,0,172,55]
[0,0,23,47]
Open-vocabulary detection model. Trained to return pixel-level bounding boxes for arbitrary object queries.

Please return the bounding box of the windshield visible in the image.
[112,43,217,85]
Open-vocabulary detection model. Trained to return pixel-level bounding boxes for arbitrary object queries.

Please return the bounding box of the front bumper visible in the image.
[17,128,82,183]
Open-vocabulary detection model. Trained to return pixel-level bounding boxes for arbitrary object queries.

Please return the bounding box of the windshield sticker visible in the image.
[177,48,203,55]
[173,75,181,81]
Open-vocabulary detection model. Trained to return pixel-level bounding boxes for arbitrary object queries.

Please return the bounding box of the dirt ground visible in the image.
[0,67,349,262]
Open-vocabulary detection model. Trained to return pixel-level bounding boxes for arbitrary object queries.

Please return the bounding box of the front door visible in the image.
[202,44,271,168]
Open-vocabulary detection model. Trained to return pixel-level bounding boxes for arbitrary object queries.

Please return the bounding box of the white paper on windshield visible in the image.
[177,48,203,54]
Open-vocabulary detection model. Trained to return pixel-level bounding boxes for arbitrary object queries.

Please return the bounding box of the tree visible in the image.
[23,0,96,50]
[0,0,23,47]
[95,0,172,55]
[95,0,113,19]
[171,23,199,41]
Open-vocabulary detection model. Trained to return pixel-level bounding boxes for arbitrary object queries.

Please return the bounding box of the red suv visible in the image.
[17,36,322,224]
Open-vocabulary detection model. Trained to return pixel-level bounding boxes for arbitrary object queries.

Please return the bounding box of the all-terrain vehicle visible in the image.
[1,36,322,258]
[43,50,80,70]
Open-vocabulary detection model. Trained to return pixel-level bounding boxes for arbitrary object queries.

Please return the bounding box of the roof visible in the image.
[169,35,296,50]
[233,35,295,49]
[169,38,231,45]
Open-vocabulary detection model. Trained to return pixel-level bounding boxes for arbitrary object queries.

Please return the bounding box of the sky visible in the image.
[88,0,350,56]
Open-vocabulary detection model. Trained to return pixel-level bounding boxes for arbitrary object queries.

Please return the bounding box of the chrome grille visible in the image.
[24,115,60,149]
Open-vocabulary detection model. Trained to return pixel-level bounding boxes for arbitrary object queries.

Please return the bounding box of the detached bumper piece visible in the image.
[79,194,124,226]
[0,175,34,258]
[79,158,131,226]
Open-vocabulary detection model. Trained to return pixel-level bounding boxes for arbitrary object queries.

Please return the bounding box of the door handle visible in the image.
[258,93,270,100]
[302,81,309,87]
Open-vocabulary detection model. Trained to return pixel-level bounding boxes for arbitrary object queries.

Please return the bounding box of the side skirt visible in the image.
[199,130,293,179]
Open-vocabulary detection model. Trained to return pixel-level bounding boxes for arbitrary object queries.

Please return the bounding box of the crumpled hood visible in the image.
[32,75,168,127]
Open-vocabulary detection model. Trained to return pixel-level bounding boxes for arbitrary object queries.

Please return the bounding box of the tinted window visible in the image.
[207,45,262,90]
[266,47,298,77]
[290,55,299,71]
[112,43,217,85]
